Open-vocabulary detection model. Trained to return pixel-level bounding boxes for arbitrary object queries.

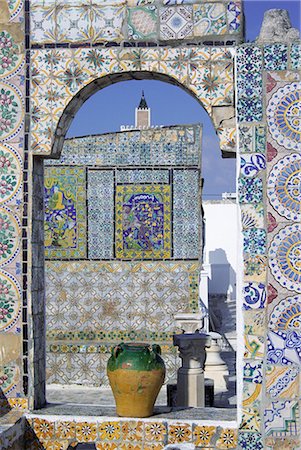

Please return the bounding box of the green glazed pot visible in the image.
[107,342,165,417]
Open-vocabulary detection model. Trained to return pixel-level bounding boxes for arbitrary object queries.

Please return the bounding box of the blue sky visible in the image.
[67,1,300,199]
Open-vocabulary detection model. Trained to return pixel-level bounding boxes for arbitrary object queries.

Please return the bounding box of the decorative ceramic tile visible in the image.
[56,5,91,43]
[33,418,55,441]
[291,43,301,70]
[0,81,24,142]
[91,4,126,43]
[116,170,169,184]
[266,365,299,399]
[173,169,200,259]
[0,207,20,267]
[244,334,264,359]
[240,153,266,178]
[121,421,143,441]
[265,436,301,450]
[244,310,265,336]
[239,125,265,154]
[237,72,262,98]
[193,425,216,446]
[160,6,193,40]
[264,400,299,436]
[30,5,56,44]
[0,143,22,206]
[243,282,266,310]
[268,295,301,331]
[0,31,24,81]
[98,421,121,441]
[267,153,301,222]
[75,422,97,442]
[237,96,263,123]
[267,329,301,366]
[243,228,266,256]
[0,365,20,396]
[266,81,301,151]
[241,204,264,230]
[55,421,76,440]
[128,6,157,40]
[193,3,226,36]
[44,166,86,259]
[210,62,233,105]
[241,407,261,432]
[236,46,263,74]
[0,270,21,333]
[144,422,167,442]
[215,428,238,449]
[238,178,263,203]
[115,184,171,259]
[264,44,288,71]
[243,255,266,282]
[268,223,301,293]
[227,1,241,33]
[88,170,114,259]
[238,432,263,450]
[168,423,192,443]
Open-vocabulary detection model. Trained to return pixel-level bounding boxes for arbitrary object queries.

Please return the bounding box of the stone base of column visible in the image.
[177,367,205,408]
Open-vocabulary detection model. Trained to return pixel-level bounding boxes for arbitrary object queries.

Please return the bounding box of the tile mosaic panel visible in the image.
[266,81,301,151]
[30,48,235,156]
[173,169,199,259]
[115,184,172,259]
[29,1,243,45]
[242,282,266,310]
[240,153,266,178]
[88,170,114,260]
[291,43,301,70]
[44,166,86,259]
[267,329,301,367]
[268,223,301,293]
[116,170,169,184]
[267,152,301,222]
[47,126,201,167]
[268,295,301,332]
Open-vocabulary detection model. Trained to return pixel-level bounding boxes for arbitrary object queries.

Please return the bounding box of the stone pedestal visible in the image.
[204,332,229,391]
[174,313,204,334]
[173,333,211,407]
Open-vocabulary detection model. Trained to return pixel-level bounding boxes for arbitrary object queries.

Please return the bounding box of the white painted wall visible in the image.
[203,200,238,298]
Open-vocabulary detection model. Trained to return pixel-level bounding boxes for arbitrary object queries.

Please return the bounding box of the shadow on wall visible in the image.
[207,248,236,339]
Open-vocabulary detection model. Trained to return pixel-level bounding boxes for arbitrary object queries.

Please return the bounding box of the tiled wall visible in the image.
[30,0,242,46]
[0,1,29,413]
[237,43,301,450]
[30,46,236,157]
[44,125,202,385]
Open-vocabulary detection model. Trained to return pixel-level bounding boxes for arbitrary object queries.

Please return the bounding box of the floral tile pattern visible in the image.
[264,400,299,437]
[243,282,266,310]
[268,223,301,293]
[193,3,227,36]
[267,153,301,222]
[264,44,288,71]
[267,329,301,366]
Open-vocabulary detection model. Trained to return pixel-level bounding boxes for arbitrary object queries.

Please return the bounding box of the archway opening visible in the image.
[32,74,237,415]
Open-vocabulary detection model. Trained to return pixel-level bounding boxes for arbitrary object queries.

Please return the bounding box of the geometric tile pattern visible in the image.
[30,47,236,156]
[173,170,199,259]
[45,260,199,385]
[0,21,25,409]
[47,127,201,167]
[29,1,242,45]
[25,416,238,449]
[88,170,114,259]
[44,166,86,259]
[237,44,301,447]
[267,153,301,222]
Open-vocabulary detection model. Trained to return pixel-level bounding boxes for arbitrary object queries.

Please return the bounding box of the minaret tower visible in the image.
[135,91,151,129]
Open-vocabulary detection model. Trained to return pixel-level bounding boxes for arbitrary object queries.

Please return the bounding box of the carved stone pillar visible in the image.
[173,333,211,407]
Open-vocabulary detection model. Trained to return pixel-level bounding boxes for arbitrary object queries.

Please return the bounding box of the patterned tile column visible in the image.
[236,42,301,450]
[0,1,28,412]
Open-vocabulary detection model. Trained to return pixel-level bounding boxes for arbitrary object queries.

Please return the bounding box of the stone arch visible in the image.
[31,46,236,159]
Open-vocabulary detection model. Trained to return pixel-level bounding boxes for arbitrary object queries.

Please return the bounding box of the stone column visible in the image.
[204,332,229,391]
[173,333,211,407]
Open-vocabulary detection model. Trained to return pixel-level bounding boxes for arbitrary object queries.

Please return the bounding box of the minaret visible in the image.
[135,91,151,129]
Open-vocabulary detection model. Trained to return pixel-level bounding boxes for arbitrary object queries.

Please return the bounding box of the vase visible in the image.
[107,342,165,417]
